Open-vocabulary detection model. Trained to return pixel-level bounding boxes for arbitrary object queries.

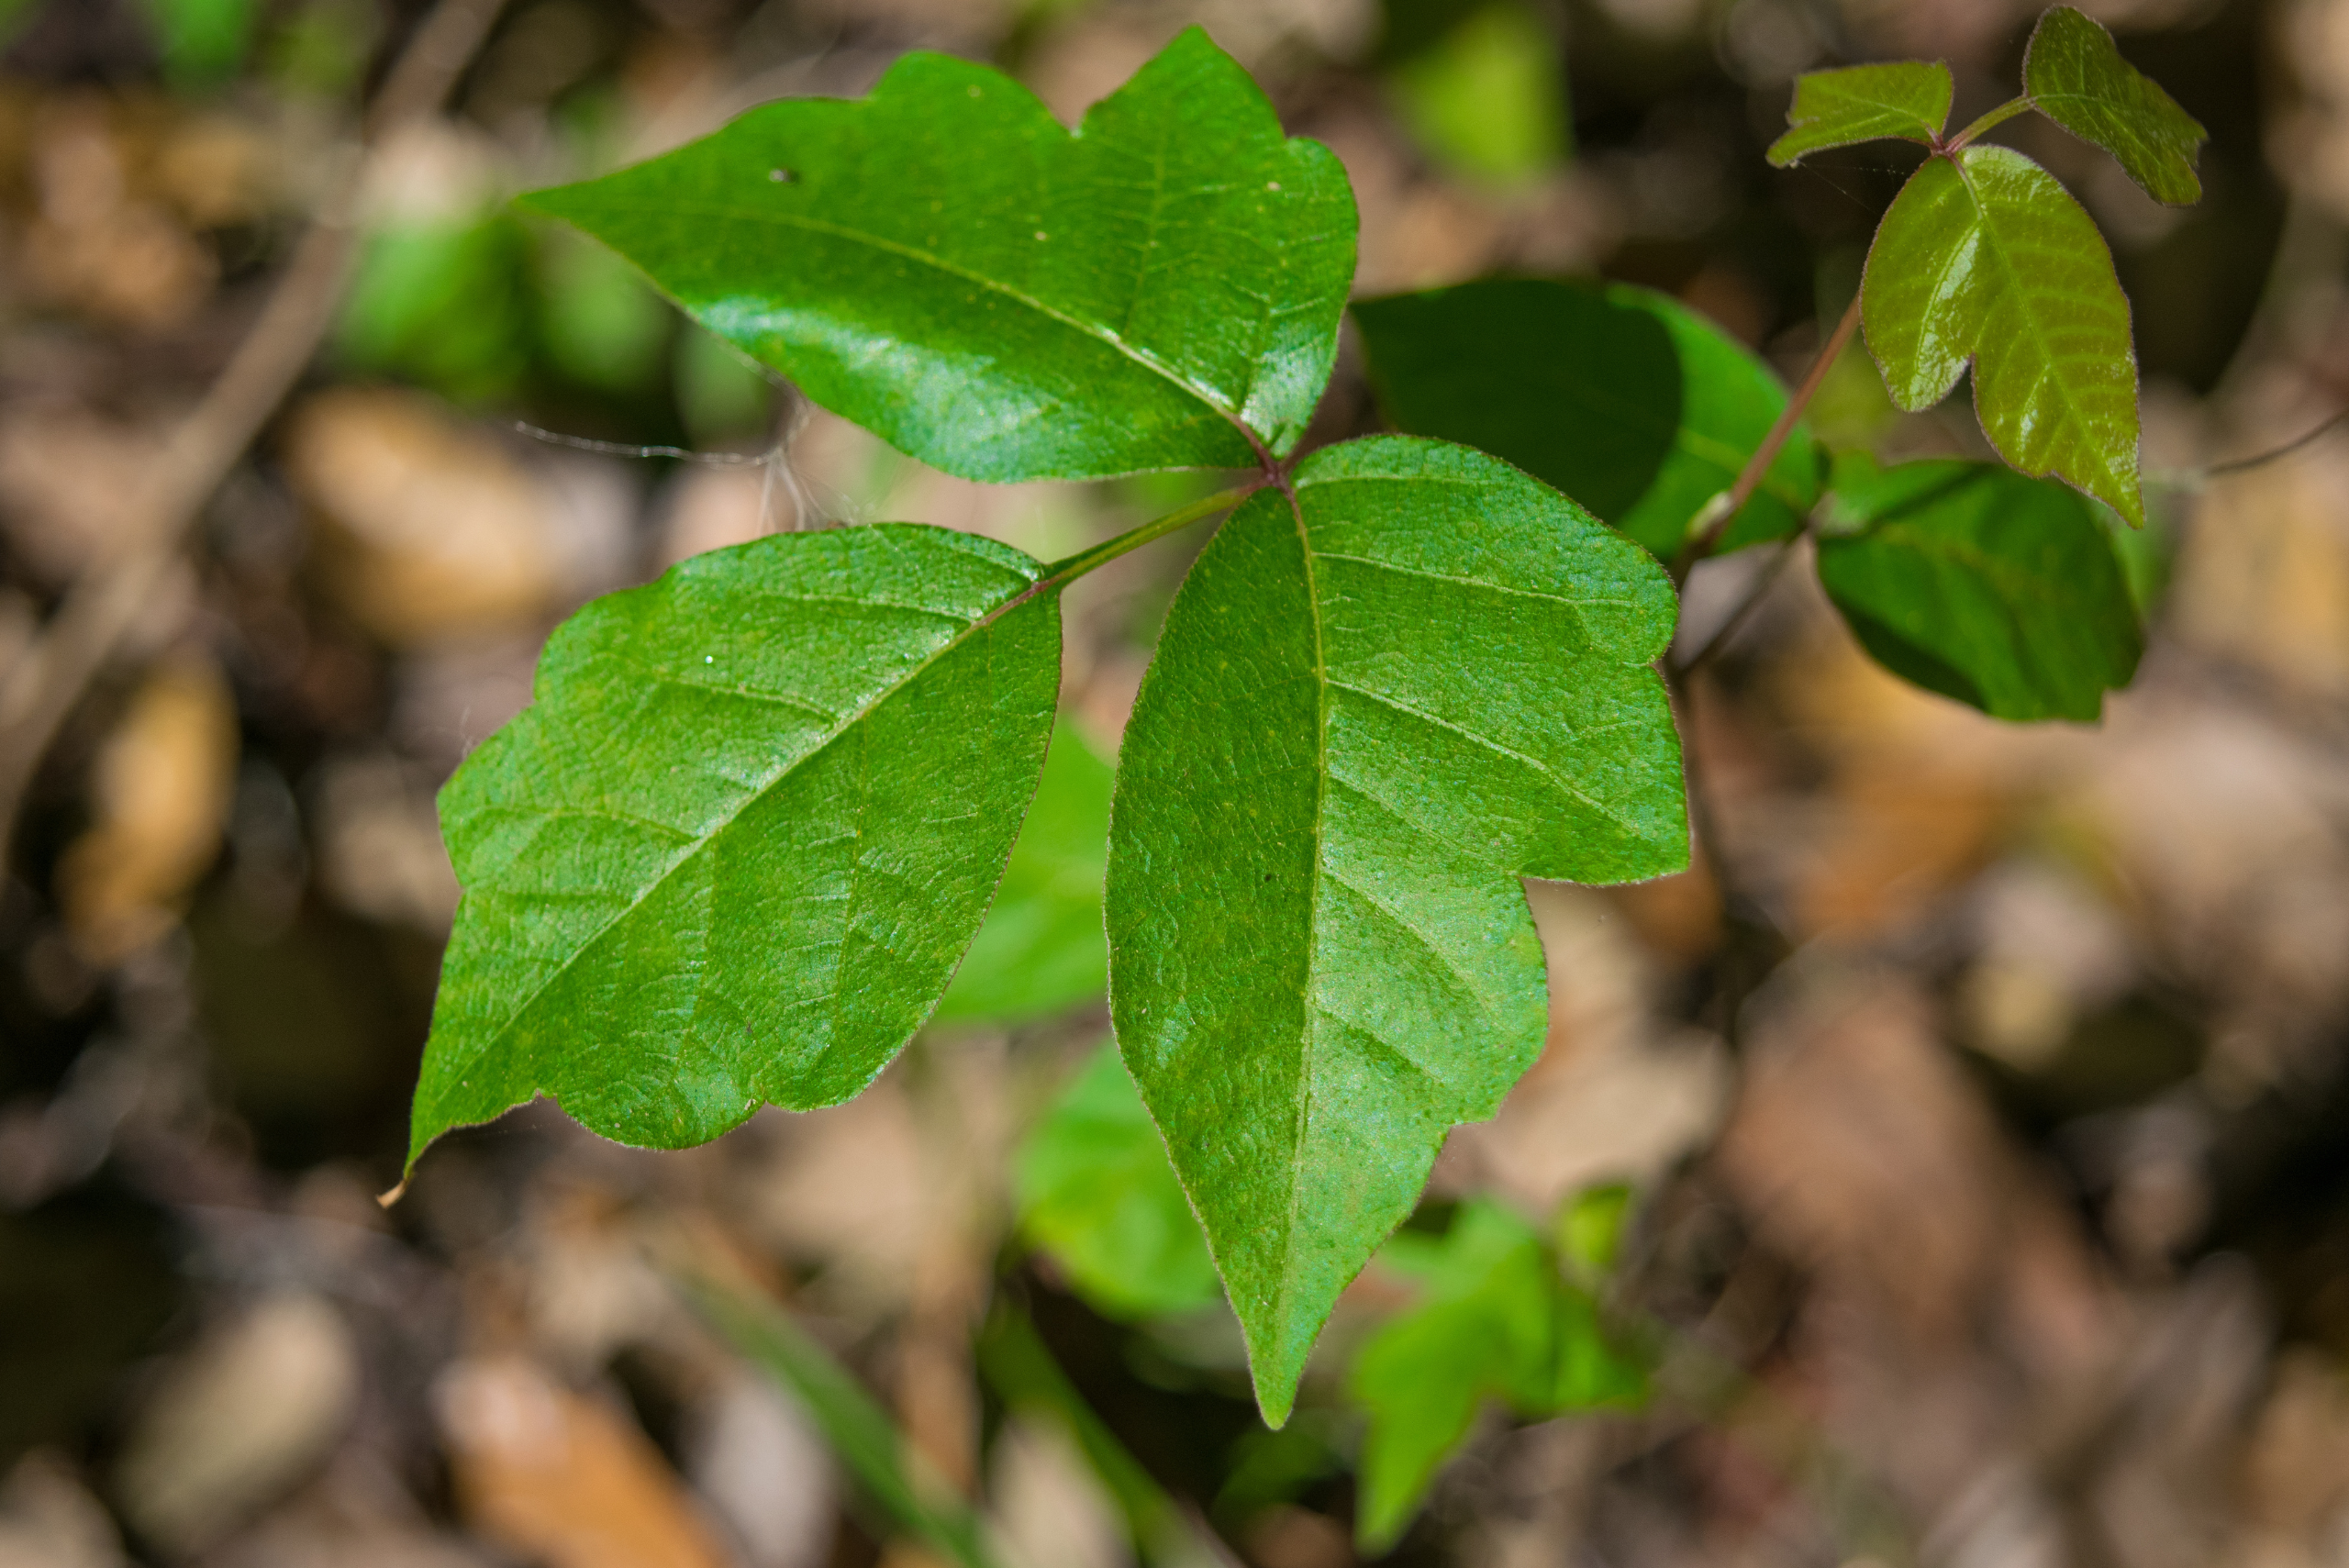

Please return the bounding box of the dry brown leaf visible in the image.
[309,754,461,933]
[0,1451,125,1568]
[2172,434,2349,700]
[1720,972,2009,1345]
[0,408,158,585]
[57,655,236,963]
[22,96,216,328]
[433,1358,729,1568]
[112,1295,361,1556]
[2242,1349,2349,1536]
[281,389,561,647]
[988,1418,1126,1568]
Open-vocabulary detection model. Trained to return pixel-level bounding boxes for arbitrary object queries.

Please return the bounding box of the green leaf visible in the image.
[408,526,1061,1170]
[1815,459,2142,721]
[1349,1201,1645,1551]
[139,0,257,85]
[519,28,1354,483]
[337,217,531,403]
[935,724,1112,1025]
[1387,4,1569,189]
[2023,6,2206,205]
[1015,1043,1220,1319]
[1105,435,1686,1424]
[1556,1181,1634,1279]
[1862,146,2143,526]
[1353,278,1823,560]
[535,229,670,394]
[685,1276,1010,1568]
[674,327,777,443]
[1766,61,1952,167]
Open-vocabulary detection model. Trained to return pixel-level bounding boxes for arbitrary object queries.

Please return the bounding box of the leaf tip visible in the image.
[1242,1323,1308,1429]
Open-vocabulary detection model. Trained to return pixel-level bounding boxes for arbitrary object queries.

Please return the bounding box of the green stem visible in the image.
[1945,95,2030,150]
[1043,483,1259,585]
[1670,293,1860,582]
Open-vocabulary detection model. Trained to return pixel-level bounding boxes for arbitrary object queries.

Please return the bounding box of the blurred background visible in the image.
[3,0,2348,1563]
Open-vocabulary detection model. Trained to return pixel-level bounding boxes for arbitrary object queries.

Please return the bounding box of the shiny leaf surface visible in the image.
[409,527,1060,1169]
[1106,435,1685,1423]
[1816,458,2142,721]
[1862,146,2143,525]
[520,28,1355,483]
[1766,61,1952,166]
[2024,6,2206,205]
[1354,279,1823,559]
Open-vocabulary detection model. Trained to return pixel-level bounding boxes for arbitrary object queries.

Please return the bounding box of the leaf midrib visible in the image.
[1798,85,1938,138]
[601,197,1259,449]
[1278,475,1331,1396]
[1953,151,2125,494]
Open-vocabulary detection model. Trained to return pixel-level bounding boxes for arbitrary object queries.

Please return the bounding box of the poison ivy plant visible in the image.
[1817,459,2142,721]
[2022,6,2206,204]
[410,526,1061,1151]
[1769,6,2205,529]
[1107,436,1683,1420]
[518,28,1353,481]
[1864,144,2143,526]
[1353,278,1825,559]
[410,7,2199,1447]
[1349,1197,1648,1551]
[1766,61,1953,164]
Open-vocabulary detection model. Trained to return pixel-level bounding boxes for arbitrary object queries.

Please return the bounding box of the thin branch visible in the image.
[2149,406,2349,487]
[0,0,512,849]
[1672,523,1812,677]
[1672,293,1862,581]
[510,420,783,466]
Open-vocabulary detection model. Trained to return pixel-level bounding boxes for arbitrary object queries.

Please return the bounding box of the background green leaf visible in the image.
[1105,435,1685,1424]
[1816,458,2143,721]
[936,724,1112,1025]
[534,229,672,395]
[520,28,1355,483]
[1386,3,1568,189]
[1349,1201,1646,1551]
[138,0,257,87]
[1354,278,1823,560]
[1766,61,1953,167]
[337,217,534,404]
[1862,146,2143,525]
[2024,6,2207,205]
[1015,1043,1220,1320]
[410,526,1061,1168]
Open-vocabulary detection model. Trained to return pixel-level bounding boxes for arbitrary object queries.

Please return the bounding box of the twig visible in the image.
[1672,524,1811,677]
[1671,293,1861,581]
[0,0,512,851]
[511,421,782,466]
[2147,406,2349,490]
